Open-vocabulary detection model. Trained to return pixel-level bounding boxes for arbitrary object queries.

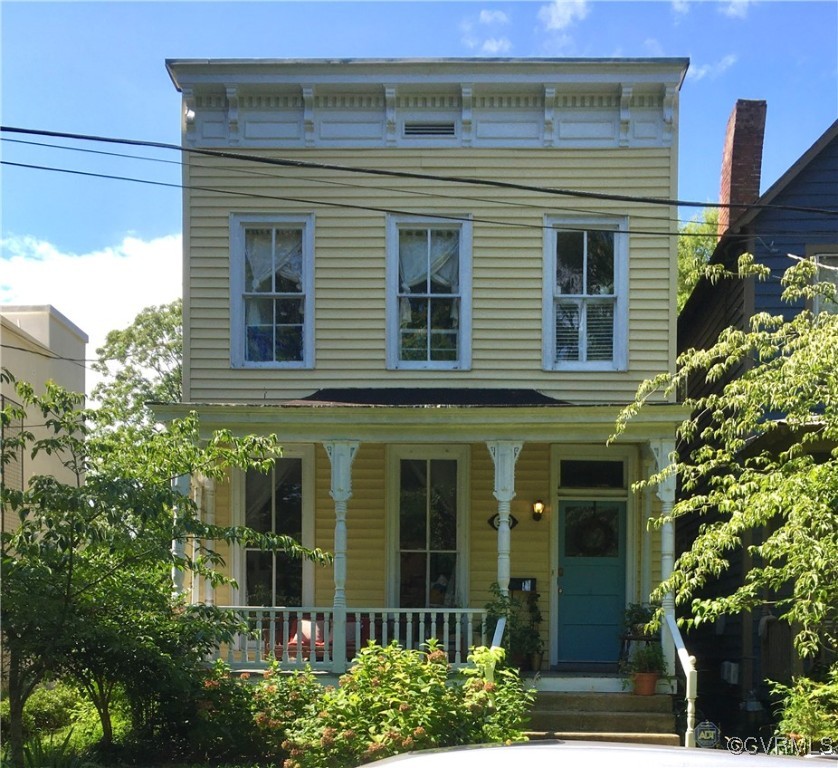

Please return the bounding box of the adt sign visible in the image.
[695,720,720,748]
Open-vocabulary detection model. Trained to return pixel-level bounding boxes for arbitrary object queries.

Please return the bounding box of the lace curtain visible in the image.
[398,229,459,324]
[245,228,303,325]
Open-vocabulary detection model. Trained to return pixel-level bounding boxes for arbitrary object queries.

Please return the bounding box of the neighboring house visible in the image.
[678,105,838,731]
[0,305,88,531]
[161,57,691,684]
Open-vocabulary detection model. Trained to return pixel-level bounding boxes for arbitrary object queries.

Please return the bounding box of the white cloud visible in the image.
[671,0,690,14]
[537,0,589,31]
[479,9,509,25]
[482,37,512,54]
[1,233,182,392]
[644,38,665,57]
[685,53,738,81]
[461,9,514,54]
[720,0,754,18]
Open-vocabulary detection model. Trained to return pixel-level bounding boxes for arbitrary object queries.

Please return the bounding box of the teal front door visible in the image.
[556,500,626,664]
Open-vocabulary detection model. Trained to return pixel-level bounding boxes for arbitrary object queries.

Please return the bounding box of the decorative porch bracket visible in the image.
[324,440,360,673]
[486,441,523,595]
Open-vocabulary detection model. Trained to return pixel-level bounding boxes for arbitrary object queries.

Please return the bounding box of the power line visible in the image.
[6,160,838,242]
[4,125,837,217]
[0,135,723,229]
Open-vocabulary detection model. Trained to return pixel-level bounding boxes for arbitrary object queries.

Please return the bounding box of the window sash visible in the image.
[398,458,458,608]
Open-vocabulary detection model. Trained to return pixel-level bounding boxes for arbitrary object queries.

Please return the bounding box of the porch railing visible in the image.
[661,611,698,748]
[216,606,490,672]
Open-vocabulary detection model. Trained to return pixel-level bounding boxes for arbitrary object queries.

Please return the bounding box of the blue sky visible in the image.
[1,0,837,371]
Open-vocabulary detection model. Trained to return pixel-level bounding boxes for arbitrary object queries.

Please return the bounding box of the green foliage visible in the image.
[21,731,88,768]
[283,641,534,768]
[613,259,838,659]
[772,663,838,743]
[622,642,666,674]
[484,583,544,662]
[677,208,719,311]
[91,299,182,429]
[0,373,331,768]
[250,663,323,760]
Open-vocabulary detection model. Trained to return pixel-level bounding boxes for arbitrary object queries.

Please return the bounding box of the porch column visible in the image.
[486,441,523,595]
[324,440,359,673]
[203,477,216,606]
[171,474,190,596]
[650,439,677,677]
[191,479,203,606]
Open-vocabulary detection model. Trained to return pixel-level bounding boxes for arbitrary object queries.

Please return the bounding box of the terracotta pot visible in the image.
[632,671,659,696]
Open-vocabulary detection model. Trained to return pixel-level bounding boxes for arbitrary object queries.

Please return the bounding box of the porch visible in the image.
[214,605,489,672]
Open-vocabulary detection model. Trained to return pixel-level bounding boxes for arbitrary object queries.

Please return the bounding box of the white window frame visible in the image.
[230,445,316,606]
[229,213,315,369]
[542,217,628,371]
[386,215,472,371]
[385,445,470,608]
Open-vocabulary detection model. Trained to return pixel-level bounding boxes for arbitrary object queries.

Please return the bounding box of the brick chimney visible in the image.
[718,99,767,237]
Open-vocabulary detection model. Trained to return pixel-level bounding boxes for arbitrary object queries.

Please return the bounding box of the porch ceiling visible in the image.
[151,392,688,444]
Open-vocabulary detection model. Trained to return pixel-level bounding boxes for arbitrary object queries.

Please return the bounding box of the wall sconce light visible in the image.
[532,500,545,522]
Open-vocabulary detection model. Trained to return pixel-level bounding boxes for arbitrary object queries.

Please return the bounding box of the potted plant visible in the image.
[622,641,665,695]
[484,583,544,671]
[622,602,656,637]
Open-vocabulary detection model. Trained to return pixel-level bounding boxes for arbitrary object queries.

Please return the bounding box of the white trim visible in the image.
[385,444,471,608]
[229,213,315,369]
[231,445,316,606]
[549,444,637,667]
[542,216,628,372]
[385,215,473,371]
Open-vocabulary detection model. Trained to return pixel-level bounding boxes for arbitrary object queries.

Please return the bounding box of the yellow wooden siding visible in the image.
[184,147,676,404]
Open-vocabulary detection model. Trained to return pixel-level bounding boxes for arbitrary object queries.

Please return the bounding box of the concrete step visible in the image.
[529,709,676,733]
[527,690,678,746]
[534,691,673,713]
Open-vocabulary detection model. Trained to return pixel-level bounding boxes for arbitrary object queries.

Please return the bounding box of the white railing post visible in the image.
[663,611,698,748]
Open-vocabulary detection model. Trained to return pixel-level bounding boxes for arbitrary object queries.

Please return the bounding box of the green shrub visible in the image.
[0,681,86,740]
[772,663,838,745]
[283,641,534,768]
[250,663,322,761]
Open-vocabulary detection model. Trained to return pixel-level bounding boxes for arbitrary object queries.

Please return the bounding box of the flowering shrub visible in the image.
[251,662,323,760]
[282,641,534,768]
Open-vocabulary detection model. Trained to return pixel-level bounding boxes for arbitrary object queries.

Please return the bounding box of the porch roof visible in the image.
[151,391,688,444]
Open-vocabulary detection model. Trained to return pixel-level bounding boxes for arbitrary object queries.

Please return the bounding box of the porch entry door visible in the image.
[556,500,626,664]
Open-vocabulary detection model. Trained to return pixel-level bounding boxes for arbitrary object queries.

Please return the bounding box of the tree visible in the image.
[614,257,838,660]
[92,299,182,428]
[0,372,330,767]
[677,208,719,312]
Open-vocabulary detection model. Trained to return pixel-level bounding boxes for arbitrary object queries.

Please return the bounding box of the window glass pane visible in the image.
[399,229,430,292]
[246,551,274,605]
[586,301,614,361]
[587,231,615,295]
[817,254,838,314]
[560,460,624,488]
[429,298,458,361]
[245,229,273,292]
[556,230,584,294]
[556,301,580,361]
[429,230,459,294]
[400,460,427,549]
[275,326,303,362]
[564,503,619,558]
[274,229,303,293]
[245,459,303,607]
[429,460,457,550]
[245,468,273,531]
[429,553,457,606]
[399,552,427,608]
[400,298,428,361]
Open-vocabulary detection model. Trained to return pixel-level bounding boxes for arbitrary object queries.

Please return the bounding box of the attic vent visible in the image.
[403,121,456,137]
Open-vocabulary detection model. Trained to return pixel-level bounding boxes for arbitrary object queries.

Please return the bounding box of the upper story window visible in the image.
[386,216,472,370]
[230,214,314,368]
[543,218,628,371]
[813,249,838,314]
